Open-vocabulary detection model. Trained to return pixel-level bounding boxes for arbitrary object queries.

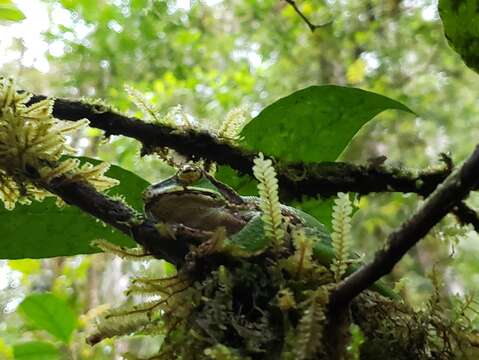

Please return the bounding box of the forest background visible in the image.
[1,0,479,358]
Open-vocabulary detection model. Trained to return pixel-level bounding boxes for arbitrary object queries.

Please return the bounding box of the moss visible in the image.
[91,242,479,359]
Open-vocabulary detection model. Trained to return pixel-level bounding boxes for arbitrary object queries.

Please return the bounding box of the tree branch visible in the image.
[42,177,190,264]
[28,95,452,197]
[453,202,479,232]
[323,144,479,357]
[329,144,479,310]
[27,94,479,233]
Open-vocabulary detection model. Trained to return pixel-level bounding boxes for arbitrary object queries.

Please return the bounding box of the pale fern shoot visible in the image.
[87,303,158,345]
[252,153,285,246]
[0,78,118,209]
[218,105,250,142]
[295,287,329,360]
[124,84,162,123]
[70,162,120,191]
[331,192,353,282]
[291,227,314,277]
[92,239,153,260]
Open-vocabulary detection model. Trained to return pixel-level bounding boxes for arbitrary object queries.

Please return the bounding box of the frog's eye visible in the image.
[177,164,202,185]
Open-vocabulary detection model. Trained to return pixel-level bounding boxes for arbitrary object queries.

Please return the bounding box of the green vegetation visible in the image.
[1,0,479,359]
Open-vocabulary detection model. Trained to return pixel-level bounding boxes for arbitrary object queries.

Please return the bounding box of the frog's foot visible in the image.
[183,227,229,273]
[172,223,214,245]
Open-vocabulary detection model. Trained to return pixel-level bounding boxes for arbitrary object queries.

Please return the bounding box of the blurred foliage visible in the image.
[0,1,25,22]
[1,0,479,358]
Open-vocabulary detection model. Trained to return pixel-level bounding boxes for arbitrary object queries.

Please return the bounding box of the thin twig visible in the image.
[42,177,190,264]
[283,0,331,32]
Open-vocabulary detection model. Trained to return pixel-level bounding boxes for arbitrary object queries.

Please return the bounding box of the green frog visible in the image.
[143,164,255,237]
[143,164,398,299]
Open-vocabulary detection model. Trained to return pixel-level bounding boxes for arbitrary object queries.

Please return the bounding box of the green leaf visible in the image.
[294,198,335,232]
[13,341,59,360]
[18,293,76,343]
[241,85,413,163]
[215,165,257,196]
[0,158,148,259]
[439,0,479,73]
[0,2,25,22]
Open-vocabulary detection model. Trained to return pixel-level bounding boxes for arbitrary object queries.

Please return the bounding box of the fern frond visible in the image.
[87,308,153,345]
[252,153,284,246]
[0,171,19,210]
[53,118,90,134]
[105,299,167,318]
[295,287,329,360]
[70,162,120,191]
[291,227,314,277]
[204,344,246,360]
[40,158,80,182]
[92,239,153,261]
[125,84,162,123]
[331,192,352,282]
[162,104,192,127]
[277,288,296,311]
[0,78,118,209]
[125,283,169,297]
[217,105,250,142]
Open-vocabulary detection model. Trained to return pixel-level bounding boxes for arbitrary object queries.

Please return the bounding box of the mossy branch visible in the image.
[23,92,479,233]
[23,94,449,196]
[329,143,479,315]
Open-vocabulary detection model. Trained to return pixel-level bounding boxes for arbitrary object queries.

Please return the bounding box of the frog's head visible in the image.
[142,164,219,204]
[143,164,248,234]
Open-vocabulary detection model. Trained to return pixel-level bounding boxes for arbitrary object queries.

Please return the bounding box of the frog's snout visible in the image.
[142,186,154,202]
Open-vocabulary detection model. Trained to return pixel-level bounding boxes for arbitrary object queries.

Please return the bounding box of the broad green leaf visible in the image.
[13,341,59,360]
[0,158,148,259]
[241,85,413,163]
[18,293,76,343]
[0,2,25,22]
[439,0,479,73]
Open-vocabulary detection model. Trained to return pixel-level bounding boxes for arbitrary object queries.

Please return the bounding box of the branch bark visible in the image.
[26,94,479,233]
[28,95,452,197]
[325,143,479,355]
[43,177,190,264]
